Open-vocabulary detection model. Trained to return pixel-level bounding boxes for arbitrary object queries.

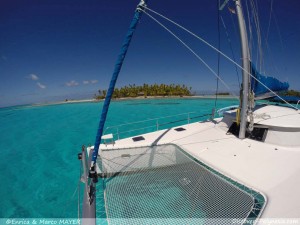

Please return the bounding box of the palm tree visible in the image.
[102,90,107,98]
[95,83,192,99]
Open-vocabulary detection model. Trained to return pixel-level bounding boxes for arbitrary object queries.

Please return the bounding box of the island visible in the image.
[94,84,193,100]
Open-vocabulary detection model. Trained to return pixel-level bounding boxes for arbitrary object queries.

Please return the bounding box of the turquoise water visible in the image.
[0,98,238,218]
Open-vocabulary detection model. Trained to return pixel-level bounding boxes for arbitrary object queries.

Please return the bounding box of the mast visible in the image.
[235,0,250,139]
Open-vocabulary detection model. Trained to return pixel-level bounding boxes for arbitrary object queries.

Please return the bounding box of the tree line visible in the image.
[283,90,300,97]
[95,84,192,100]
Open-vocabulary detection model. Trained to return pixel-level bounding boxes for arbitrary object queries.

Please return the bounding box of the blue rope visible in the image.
[92,2,147,164]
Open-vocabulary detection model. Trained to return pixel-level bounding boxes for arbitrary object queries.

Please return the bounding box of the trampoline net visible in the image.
[96,144,264,224]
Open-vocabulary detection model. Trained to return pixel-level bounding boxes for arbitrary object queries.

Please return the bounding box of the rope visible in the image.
[236,108,240,125]
[142,9,239,100]
[142,6,298,110]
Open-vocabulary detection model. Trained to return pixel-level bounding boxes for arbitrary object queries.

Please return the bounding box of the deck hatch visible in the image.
[174,127,186,132]
[96,144,265,224]
[132,136,145,142]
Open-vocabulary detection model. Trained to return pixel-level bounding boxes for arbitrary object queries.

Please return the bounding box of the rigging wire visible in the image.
[249,0,264,72]
[263,1,281,77]
[249,0,280,78]
[142,6,298,110]
[220,16,240,85]
[228,3,240,50]
[246,0,278,78]
[244,0,254,92]
[246,0,257,69]
[244,0,253,64]
[265,1,285,77]
[226,2,242,91]
[273,9,285,52]
[141,9,239,100]
[266,0,273,42]
[214,0,221,110]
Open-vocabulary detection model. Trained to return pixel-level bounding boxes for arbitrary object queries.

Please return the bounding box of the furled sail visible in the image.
[250,62,289,100]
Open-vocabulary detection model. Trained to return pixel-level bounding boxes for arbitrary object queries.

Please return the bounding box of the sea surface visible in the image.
[0,98,238,218]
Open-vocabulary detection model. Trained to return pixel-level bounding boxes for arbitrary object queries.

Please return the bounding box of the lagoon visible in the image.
[0,98,238,218]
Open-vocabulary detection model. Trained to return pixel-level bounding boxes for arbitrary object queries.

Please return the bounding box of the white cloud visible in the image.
[28,74,39,80]
[37,82,46,89]
[91,80,98,84]
[66,80,79,87]
[83,80,98,85]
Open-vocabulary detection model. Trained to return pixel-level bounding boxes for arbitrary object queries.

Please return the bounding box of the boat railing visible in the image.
[103,111,212,141]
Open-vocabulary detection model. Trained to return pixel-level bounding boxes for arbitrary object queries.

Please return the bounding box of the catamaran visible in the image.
[78,0,300,224]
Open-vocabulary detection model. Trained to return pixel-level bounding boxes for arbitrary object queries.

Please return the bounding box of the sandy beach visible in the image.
[30,95,237,107]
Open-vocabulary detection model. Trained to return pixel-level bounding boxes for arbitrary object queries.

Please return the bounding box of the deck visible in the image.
[91,105,300,223]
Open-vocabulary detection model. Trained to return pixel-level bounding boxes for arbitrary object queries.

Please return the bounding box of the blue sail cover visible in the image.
[91,2,147,164]
[250,63,289,99]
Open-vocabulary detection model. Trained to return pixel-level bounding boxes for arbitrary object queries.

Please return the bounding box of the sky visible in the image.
[1,0,300,107]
